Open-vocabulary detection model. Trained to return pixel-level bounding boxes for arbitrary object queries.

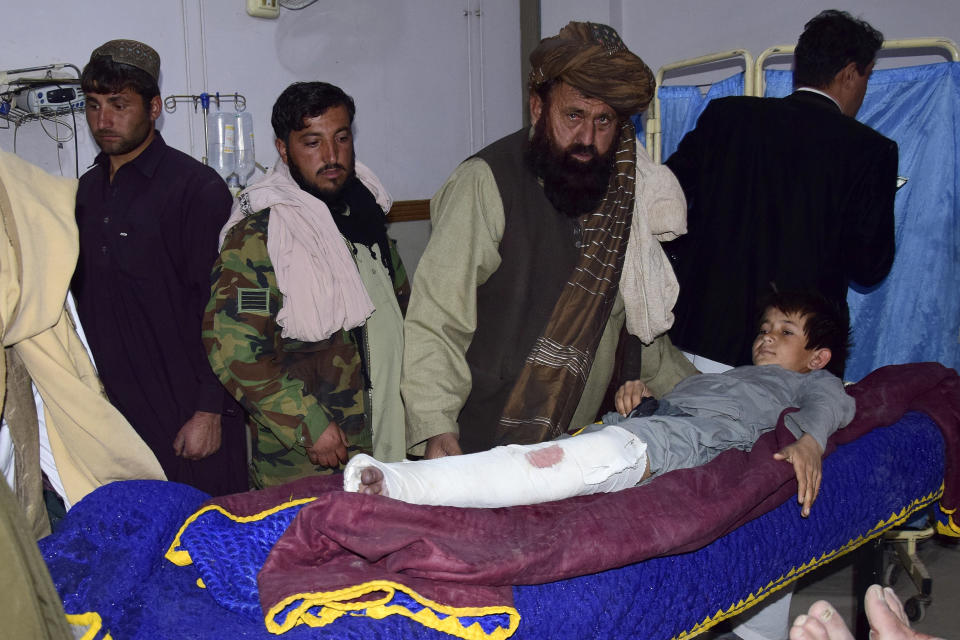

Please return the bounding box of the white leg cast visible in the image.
[343,426,647,508]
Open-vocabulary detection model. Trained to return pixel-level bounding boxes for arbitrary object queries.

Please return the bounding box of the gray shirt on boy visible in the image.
[604,365,855,476]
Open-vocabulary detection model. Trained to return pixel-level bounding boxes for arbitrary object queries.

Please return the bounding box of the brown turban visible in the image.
[529,22,655,117]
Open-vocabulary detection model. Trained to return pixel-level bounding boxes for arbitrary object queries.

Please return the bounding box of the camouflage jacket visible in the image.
[203,208,409,487]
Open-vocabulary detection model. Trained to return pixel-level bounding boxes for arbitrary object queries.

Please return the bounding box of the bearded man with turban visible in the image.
[402,22,696,459]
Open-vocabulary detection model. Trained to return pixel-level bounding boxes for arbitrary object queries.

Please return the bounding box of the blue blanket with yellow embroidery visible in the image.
[40,363,958,640]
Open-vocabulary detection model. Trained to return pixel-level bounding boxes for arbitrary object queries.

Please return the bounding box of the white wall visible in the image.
[0,0,522,273]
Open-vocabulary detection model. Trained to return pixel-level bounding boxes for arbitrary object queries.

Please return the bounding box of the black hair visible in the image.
[80,57,159,110]
[793,9,883,90]
[758,290,851,377]
[271,82,356,144]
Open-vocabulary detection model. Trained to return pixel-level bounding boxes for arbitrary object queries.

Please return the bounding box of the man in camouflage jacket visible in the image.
[204,83,409,488]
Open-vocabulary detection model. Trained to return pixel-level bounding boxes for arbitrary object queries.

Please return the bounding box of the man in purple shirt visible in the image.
[71,39,246,495]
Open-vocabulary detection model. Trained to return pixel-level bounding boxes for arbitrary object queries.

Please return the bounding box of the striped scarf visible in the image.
[495,121,636,444]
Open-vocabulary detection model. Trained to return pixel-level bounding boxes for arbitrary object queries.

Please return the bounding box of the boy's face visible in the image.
[752,307,824,373]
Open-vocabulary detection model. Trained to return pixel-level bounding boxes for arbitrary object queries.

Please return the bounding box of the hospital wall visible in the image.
[0,0,522,272]
[1,1,956,274]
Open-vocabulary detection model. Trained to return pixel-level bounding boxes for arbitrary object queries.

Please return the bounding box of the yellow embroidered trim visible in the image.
[570,422,601,436]
[64,611,111,640]
[265,579,520,640]
[935,506,960,537]
[164,497,318,566]
[671,484,944,640]
[158,481,957,640]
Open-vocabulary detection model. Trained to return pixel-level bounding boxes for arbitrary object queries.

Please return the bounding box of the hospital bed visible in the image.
[39,362,960,640]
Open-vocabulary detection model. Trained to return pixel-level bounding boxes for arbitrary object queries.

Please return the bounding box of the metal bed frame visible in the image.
[645,38,960,163]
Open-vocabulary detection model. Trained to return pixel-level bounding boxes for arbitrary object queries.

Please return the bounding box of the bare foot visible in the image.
[357,466,387,496]
[789,585,943,640]
[790,599,853,640]
[864,585,941,640]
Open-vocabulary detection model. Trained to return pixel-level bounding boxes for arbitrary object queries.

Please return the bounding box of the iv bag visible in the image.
[208,111,236,182]
[235,111,256,187]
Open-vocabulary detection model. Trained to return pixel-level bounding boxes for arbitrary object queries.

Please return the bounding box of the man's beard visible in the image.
[93,119,152,157]
[288,158,355,213]
[526,118,617,217]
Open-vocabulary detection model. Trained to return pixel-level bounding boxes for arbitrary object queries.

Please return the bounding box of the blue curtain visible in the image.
[767,64,960,380]
[761,69,793,98]
[631,113,646,147]
[656,73,745,160]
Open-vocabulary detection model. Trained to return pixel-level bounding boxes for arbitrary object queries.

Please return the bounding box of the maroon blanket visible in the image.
[207,362,960,617]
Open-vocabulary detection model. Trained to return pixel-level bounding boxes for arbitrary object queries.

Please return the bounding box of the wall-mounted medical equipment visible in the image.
[15,85,85,113]
[1,64,83,123]
[0,63,85,176]
[164,91,260,195]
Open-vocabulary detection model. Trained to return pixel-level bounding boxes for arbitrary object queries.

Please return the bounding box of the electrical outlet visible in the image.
[246,0,279,19]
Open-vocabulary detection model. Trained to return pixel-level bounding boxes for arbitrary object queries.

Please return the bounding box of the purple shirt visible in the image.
[72,132,246,494]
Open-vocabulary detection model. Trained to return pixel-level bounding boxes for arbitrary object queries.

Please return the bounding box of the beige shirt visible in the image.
[353,242,406,463]
[402,150,695,453]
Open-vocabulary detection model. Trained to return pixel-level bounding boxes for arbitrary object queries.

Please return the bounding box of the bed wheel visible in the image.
[881,560,900,587]
[904,596,926,622]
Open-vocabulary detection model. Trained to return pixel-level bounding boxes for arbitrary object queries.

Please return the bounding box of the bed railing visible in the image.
[648,38,959,163]
[646,49,753,163]
[754,38,960,98]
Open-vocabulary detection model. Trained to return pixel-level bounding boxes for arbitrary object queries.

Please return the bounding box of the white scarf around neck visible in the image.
[219,159,392,342]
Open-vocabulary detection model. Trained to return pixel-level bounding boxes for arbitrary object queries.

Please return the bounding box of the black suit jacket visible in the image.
[665,90,898,368]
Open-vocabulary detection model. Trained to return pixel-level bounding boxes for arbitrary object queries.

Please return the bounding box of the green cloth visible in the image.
[0,473,72,639]
[354,242,406,463]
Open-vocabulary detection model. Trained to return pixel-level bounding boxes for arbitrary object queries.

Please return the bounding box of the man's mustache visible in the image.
[566,144,598,159]
[317,163,347,175]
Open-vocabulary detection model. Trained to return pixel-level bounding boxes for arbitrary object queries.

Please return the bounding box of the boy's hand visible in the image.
[774,433,823,518]
[615,379,653,416]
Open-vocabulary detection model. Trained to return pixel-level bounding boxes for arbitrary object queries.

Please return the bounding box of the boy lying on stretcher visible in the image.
[345,291,854,518]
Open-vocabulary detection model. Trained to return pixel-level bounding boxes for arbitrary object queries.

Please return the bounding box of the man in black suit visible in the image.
[665,10,897,374]
[661,11,896,640]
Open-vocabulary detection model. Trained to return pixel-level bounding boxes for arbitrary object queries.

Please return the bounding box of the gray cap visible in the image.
[89,39,160,82]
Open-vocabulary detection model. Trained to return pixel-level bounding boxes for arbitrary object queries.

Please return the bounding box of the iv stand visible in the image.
[163,91,246,165]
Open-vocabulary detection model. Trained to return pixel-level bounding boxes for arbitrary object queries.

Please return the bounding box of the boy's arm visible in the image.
[783,370,856,451]
[774,434,823,518]
[776,371,857,516]
[614,334,700,415]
